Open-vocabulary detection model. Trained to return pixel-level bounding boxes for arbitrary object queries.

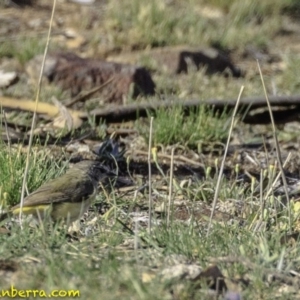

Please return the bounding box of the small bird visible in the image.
[0,160,115,223]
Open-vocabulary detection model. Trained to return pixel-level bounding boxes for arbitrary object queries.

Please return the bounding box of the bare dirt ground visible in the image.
[2,2,300,298]
[2,0,300,215]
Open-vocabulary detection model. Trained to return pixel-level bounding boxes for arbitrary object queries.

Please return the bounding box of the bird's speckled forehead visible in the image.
[74,160,98,169]
[68,160,95,171]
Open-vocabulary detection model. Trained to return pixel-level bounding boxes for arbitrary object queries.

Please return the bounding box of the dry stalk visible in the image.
[207,86,244,237]
[148,117,154,234]
[2,110,13,178]
[257,60,292,232]
[19,0,57,226]
[167,148,175,227]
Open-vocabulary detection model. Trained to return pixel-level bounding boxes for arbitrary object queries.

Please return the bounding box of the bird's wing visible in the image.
[12,174,95,209]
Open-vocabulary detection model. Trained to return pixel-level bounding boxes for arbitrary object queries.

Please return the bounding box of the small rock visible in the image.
[69,0,95,4]
[224,291,242,300]
[0,70,18,88]
[161,264,202,281]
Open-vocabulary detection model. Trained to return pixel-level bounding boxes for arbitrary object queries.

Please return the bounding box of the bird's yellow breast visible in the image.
[51,200,92,222]
[12,199,92,222]
[12,205,52,219]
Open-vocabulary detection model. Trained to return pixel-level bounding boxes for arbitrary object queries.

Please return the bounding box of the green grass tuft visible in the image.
[139,105,230,148]
[0,142,66,207]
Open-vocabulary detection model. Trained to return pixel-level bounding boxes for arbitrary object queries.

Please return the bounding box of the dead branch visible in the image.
[2,94,300,124]
[89,94,300,123]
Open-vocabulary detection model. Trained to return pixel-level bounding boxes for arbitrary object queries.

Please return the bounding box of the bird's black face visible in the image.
[93,139,125,165]
[88,163,116,184]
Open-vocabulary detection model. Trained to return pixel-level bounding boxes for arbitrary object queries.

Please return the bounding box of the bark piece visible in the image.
[108,46,242,77]
[151,47,242,76]
[26,53,155,103]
